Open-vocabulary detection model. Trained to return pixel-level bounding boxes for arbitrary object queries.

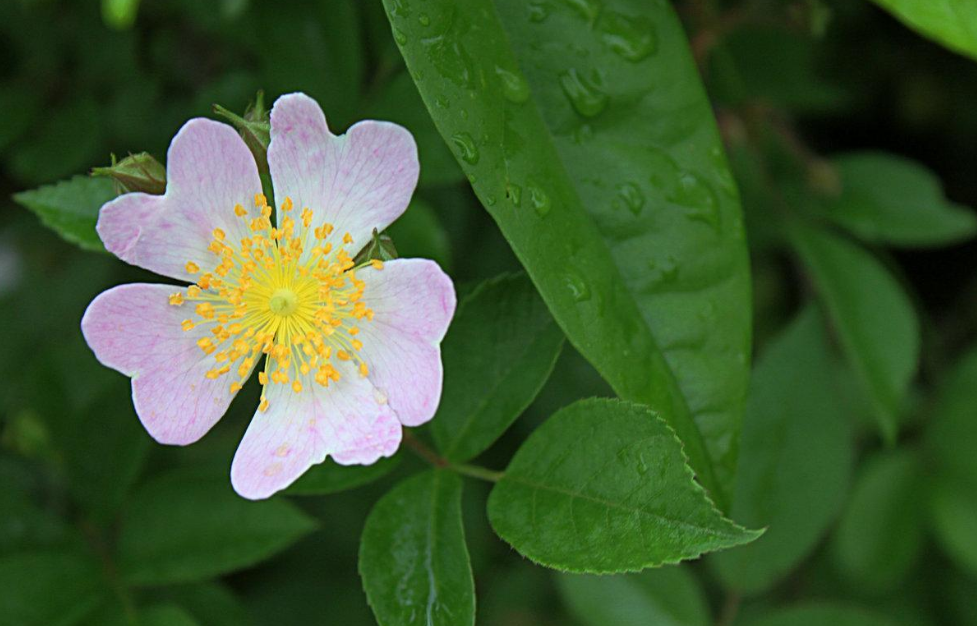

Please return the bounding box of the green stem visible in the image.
[450,463,504,483]
[402,430,504,483]
[80,520,138,625]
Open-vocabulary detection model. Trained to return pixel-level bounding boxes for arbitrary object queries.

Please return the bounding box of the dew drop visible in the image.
[506,183,523,207]
[434,94,450,109]
[598,12,658,62]
[527,183,552,217]
[528,1,550,22]
[460,108,469,120]
[561,0,601,22]
[572,123,594,145]
[559,69,608,118]
[616,182,645,216]
[647,255,679,287]
[564,271,592,302]
[467,173,477,185]
[450,132,480,165]
[391,0,410,17]
[485,195,497,206]
[669,170,720,230]
[495,66,531,104]
[418,13,430,26]
[393,27,408,45]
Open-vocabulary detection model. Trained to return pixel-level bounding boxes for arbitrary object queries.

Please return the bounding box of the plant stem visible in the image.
[402,430,504,483]
[80,519,138,625]
[450,463,504,483]
[718,591,741,626]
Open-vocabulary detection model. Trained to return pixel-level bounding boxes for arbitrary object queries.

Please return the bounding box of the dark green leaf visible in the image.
[286,456,401,496]
[930,479,977,575]
[929,347,977,489]
[789,221,919,442]
[385,199,453,271]
[815,152,977,247]
[741,604,900,626]
[13,176,116,253]
[831,449,924,591]
[118,467,317,585]
[359,471,474,626]
[140,605,202,626]
[384,0,753,506]
[711,307,852,594]
[868,0,977,62]
[158,583,255,626]
[556,565,710,626]
[0,550,106,626]
[8,98,103,184]
[487,399,761,573]
[430,273,565,462]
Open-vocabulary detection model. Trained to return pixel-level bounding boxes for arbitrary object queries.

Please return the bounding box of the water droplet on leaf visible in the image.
[495,66,531,104]
[561,0,601,22]
[598,12,658,62]
[564,271,592,302]
[527,183,552,216]
[669,170,720,231]
[560,69,608,118]
[418,13,430,26]
[393,28,408,45]
[451,132,480,165]
[529,1,550,22]
[506,183,523,207]
[616,182,645,215]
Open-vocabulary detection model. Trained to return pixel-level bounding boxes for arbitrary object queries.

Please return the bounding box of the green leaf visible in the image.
[556,566,710,626]
[140,605,201,626]
[386,199,453,270]
[430,273,565,462]
[789,221,919,442]
[384,0,753,506]
[741,604,901,626]
[929,347,977,488]
[118,467,317,585]
[13,175,116,253]
[868,0,977,62]
[711,307,852,594]
[359,471,475,626]
[930,479,977,575]
[831,449,924,591]
[487,399,761,573]
[814,152,977,247]
[286,456,401,496]
[158,583,256,626]
[0,550,106,626]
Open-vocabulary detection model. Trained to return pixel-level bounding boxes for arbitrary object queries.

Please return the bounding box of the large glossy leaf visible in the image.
[383,0,752,506]
[13,175,116,253]
[814,152,977,247]
[711,307,852,594]
[0,550,106,626]
[869,0,977,61]
[487,399,761,573]
[831,449,924,591]
[556,566,710,626]
[430,273,564,462]
[118,467,317,585]
[789,221,919,442]
[359,471,474,626]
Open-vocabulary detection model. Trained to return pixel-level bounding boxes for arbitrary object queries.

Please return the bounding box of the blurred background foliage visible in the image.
[2,0,977,625]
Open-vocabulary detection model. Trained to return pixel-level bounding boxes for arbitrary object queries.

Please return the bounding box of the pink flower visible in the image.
[81,93,456,499]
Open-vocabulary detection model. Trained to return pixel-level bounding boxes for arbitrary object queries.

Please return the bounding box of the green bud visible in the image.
[214,91,271,172]
[91,152,167,195]
[354,228,399,266]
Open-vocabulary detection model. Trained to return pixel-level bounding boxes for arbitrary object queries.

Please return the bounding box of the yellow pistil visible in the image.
[178,196,375,411]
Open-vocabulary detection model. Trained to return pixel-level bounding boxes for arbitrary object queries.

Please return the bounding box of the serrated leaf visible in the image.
[286,456,401,496]
[556,566,710,626]
[815,152,977,247]
[831,449,924,591]
[741,604,901,626]
[384,0,753,507]
[430,273,564,462]
[118,467,317,585]
[13,176,116,252]
[868,0,977,62]
[487,399,761,573]
[0,550,107,626]
[710,307,852,594]
[359,471,474,626]
[789,221,919,442]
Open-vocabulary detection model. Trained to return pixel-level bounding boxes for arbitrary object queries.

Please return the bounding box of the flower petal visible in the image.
[230,361,402,500]
[97,119,262,281]
[81,283,241,445]
[356,259,456,427]
[267,93,419,255]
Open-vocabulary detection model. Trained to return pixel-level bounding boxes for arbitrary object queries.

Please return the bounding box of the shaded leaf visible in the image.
[0,550,106,626]
[487,398,761,573]
[13,176,116,253]
[430,273,564,462]
[741,604,900,626]
[158,583,255,626]
[359,471,474,626]
[556,565,710,626]
[789,221,919,442]
[711,307,852,594]
[384,0,753,506]
[118,467,317,585]
[869,0,977,62]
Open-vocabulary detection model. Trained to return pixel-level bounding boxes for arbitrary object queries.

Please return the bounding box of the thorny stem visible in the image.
[402,430,504,483]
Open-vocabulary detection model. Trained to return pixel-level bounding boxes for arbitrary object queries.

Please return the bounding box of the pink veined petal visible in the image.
[356,259,456,427]
[96,118,263,282]
[230,360,402,500]
[267,92,419,257]
[81,283,245,445]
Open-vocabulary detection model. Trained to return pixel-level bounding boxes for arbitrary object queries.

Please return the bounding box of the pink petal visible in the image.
[357,259,456,427]
[81,284,242,445]
[230,361,402,500]
[267,93,419,255]
[97,119,263,281]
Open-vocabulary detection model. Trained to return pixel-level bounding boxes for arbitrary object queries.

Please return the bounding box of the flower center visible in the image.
[269,289,298,316]
[168,194,384,412]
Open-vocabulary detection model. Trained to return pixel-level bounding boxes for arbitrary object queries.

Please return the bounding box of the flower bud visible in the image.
[353,228,399,266]
[91,152,167,195]
[214,91,271,172]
